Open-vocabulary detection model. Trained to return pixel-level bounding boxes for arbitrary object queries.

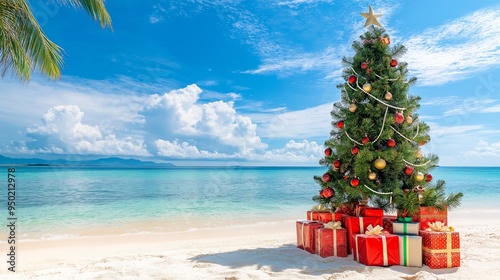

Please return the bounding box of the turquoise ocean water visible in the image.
[1,166,499,240]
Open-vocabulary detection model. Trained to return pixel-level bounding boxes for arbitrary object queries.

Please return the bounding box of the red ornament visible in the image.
[337,120,344,129]
[387,138,396,148]
[366,68,372,74]
[361,62,368,70]
[419,141,426,146]
[394,112,404,124]
[322,173,331,183]
[351,146,359,155]
[425,173,433,182]
[348,75,357,84]
[404,166,414,176]
[343,175,349,181]
[320,187,335,199]
[324,147,332,156]
[362,135,370,144]
[350,177,360,187]
[390,59,398,67]
[333,159,341,169]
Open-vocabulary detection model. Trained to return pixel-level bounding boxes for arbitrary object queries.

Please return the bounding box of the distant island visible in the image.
[0,155,175,168]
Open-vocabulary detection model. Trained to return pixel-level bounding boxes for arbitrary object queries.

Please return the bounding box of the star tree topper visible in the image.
[361,6,383,28]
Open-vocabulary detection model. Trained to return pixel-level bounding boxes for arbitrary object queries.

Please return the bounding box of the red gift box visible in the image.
[296,220,323,253]
[356,205,384,217]
[404,206,447,231]
[318,212,346,224]
[344,216,383,254]
[315,227,348,258]
[353,233,400,266]
[306,211,321,221]
[383,215,397,234]
[421,230,460,269]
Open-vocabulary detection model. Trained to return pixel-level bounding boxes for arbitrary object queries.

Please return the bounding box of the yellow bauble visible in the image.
[414,171,424,181]
[406,115,413,124]
[349,104,357,112]
[374,158,386,170]
[368,171,377,180]
[384,92,393,101]
[363,83,372,92]
[415,150,423,159]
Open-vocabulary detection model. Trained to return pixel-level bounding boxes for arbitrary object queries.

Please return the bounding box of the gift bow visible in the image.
[324,221,342,230]
[311,204,329,212]
[365,224,385,235]
[426,221,452,232]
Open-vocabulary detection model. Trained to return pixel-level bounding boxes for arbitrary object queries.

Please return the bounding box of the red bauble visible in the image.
[387,138,396,148]
[337,120,344,129]
[322,173,331,183]
[343,175,349,181]
[320,187,335,199]
[361,62,368,70]
[403,188,410,194]
[404,166,414,176]
[419,141,426,146]
[351,146,359,155]
[350,177,360,187]
[324,147,332,156]
[333,159,341,169]
[348,75,357,84]
[394,112,404,124]
[366,68,372,74]
[425,173,433,182]
[362,135,370,144]
[390,59,398,67]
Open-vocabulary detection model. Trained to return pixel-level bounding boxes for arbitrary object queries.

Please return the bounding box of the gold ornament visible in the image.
[349,103,358,112]
[374,158,386,170]
[415,150,423,159]
[414,172,424,182]
[361,6,383,28]
[406,115,413,124]
[363,83,372,92]
[368,171,377,181]
[384,92,392,101]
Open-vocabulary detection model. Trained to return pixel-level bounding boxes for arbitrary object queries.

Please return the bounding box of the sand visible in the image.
[1,211,500,280]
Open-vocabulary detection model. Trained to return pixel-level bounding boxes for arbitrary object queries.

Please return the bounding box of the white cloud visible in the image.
[465,140,500,157]
[255,103,333,138]
[276,0,334,8]
[145,84,267,153]
[427,123,484,136]
[480,104,500,113]
[443,98,496,116]
[405,8,500,86]
[155,138,322,163]
[25,105,150,156]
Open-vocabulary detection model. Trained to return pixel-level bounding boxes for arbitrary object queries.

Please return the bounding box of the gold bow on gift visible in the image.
[426,221,454,232]
[324,221,343,230]
[311,204,329,212]
[365,224,385,235]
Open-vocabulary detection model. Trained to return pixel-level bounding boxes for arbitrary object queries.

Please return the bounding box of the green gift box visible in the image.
[393,222,419,235]
[398,235,422,267]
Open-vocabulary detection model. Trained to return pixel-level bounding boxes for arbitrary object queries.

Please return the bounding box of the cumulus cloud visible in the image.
[155,138,322,163]
[25,105,150,156]
[145,84,267,154]
[465,140,500,157]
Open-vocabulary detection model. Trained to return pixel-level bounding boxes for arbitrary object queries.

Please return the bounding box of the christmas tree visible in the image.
[313,6,462,218]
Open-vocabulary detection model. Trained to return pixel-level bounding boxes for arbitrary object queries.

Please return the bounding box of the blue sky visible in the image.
[1,0,499,166]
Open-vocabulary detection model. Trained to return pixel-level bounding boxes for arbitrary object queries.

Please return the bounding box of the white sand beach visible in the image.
[1,211,499,280]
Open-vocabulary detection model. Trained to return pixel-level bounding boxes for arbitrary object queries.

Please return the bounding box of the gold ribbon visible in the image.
[422,232,459,268]
[311,204,329,212]
[324,221,343,230]
[365,224,385,235]
[426,221,451,232]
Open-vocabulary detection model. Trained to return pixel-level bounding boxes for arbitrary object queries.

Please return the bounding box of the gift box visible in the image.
[421,229,460,269]
[358,206,384,218]
[393,222,419,235]
[398,235,423,267]
[306,204,330,221]
[315,225,348,258]
[296,220,323,253]
[344,216,383,254]
[318,212,346,224]
[353,233,400,266]
[382,215,397,234]
[410,206,448,231]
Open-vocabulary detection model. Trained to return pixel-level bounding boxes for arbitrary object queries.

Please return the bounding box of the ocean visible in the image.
[1,166,499,240]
